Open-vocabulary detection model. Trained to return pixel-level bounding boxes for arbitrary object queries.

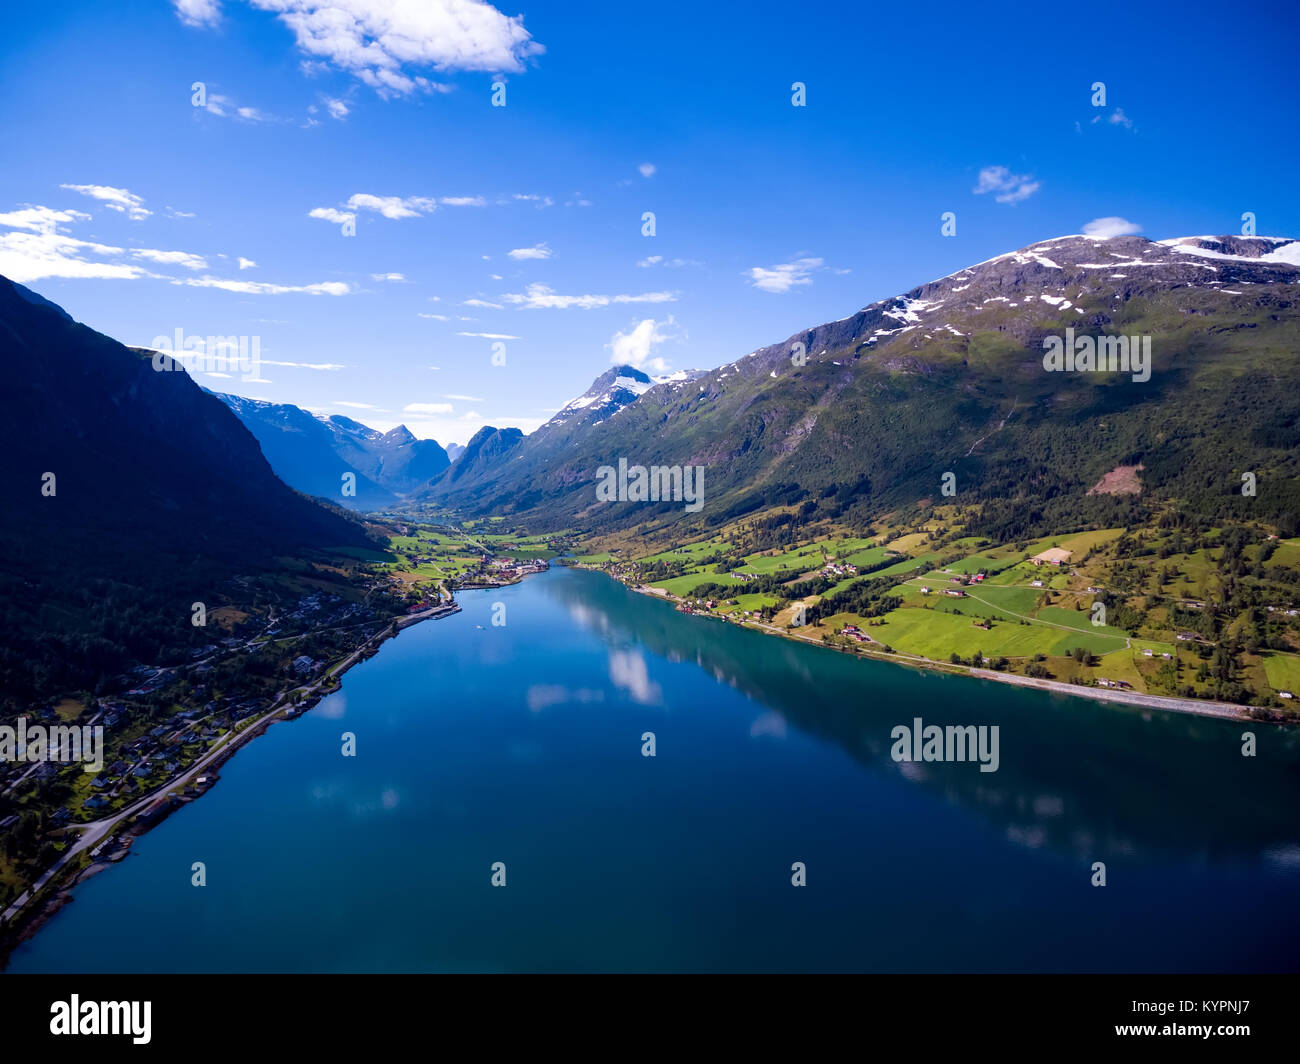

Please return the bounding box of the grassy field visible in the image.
[1262,652,1300,694]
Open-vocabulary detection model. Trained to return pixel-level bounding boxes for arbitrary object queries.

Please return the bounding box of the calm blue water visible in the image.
[9,566,1300,972]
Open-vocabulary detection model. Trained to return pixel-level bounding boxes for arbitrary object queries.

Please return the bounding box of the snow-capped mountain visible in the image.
[417,233,1300,539]
[548,364,704,430]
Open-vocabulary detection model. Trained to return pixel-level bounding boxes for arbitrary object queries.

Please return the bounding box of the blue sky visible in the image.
[2,0,1298,444]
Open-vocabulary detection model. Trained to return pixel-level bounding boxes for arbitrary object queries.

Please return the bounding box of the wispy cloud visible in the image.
[131,247,208,270]
[347,193,435,219]
[60,183,151,220]
[238,257,257,269]
[458,331,519,339]
[746,257,823,294]
[371,272,406,281]
[172,0,221,28]
[503,284,676,310]
[637,255,701,268]
[638,162,656,178]
[972,165,1040,205]
[508,243,552,260]
[404,402,454,415]
[172,276,351,295]
[1091,108,1136,131]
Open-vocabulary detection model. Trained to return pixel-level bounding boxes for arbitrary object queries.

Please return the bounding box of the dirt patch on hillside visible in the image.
[1087,463,1144,495]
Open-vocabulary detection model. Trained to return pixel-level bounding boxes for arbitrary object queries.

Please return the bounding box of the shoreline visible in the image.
[1,599,465,960]
[603,570,1286,726]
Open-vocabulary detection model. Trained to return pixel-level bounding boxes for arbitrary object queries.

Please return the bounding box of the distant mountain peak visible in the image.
[549,363,706,430]
[211,394,448,508]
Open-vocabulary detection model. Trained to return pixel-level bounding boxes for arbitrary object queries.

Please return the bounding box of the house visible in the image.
[1142,649,1153,657]
[1031,547,1073,567]
[1176,631,1196,641]
[919,586,930,595]
[291,655,316,676]
[1030,580,1044,588]
[944,589,965,598]
[1281,691,1294,700]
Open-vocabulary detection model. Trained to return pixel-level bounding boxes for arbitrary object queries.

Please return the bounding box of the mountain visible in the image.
[431,425,525,489]
[416,234,1300,540]
[0,276,372,704]
[214,394,449,510]
[445,442,465,463]
[415,365,704,503]
[547,364,702,433]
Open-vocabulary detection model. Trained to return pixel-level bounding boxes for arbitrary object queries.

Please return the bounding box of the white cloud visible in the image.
[238,257,258,269]
[638,162,656,178]
[0,206,91,232]
[1091,108,1135,130]
[166,207,197,219]
[638,255,699,268]
[458,331,519,339]
[195,91,279,122]
[371,272,406,281]
[223,0,545,97]
[608,316,679,372]
[462,298,502,308]
[508,243,551,260]
[173,0,222,28]
[404,402,454,415]
[1081,216,1142,238]
[131,247,209,270]
[746,257,822,294]
[503,284,676,310]
[173,276,351,295]
[324,96,349,120]
[259,359,346,369]
[334,400,387,410]
[308,207,356,225]
[418,312,449,320]
[346,193,435,219]
[440,196,485,207]
[0,229,146,282]
[512,193,553,207]
[442,393,484,402]
[60,184,151,220]
[972,165,1040,205]
[0,206,146,282]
